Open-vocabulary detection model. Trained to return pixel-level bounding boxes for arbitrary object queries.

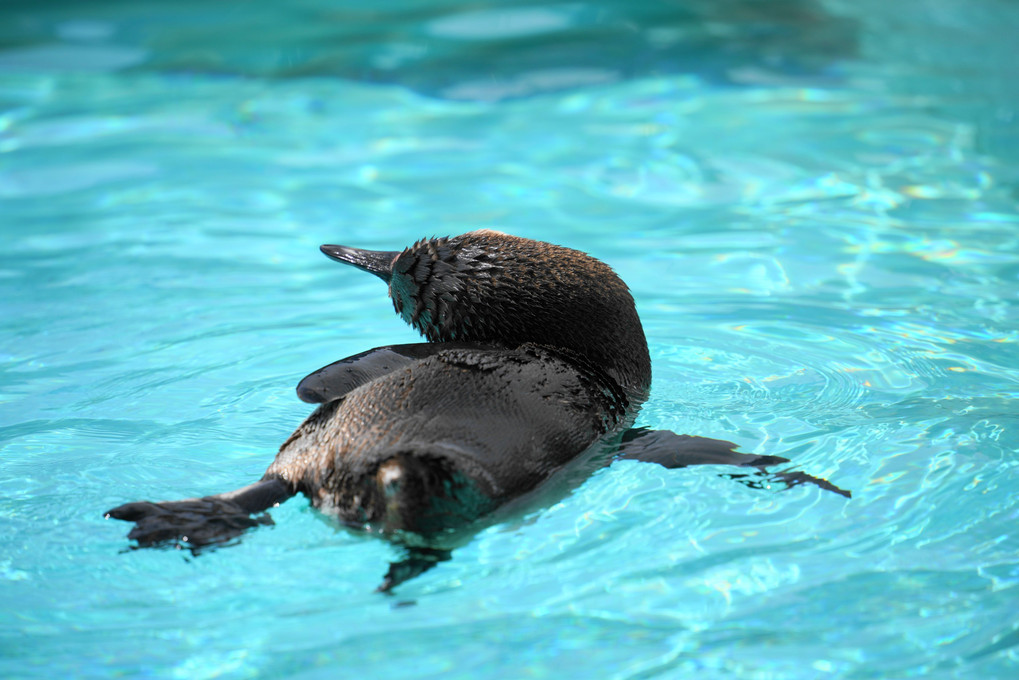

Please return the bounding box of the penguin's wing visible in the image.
[616,428,851,498]
[296,342,499,404]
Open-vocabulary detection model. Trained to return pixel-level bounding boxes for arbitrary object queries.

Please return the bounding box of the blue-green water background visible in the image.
[2,1,1018,677]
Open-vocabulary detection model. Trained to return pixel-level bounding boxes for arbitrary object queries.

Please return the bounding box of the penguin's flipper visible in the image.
[296,342,498,404]
[616,428,851,498]
[105,477,295,553]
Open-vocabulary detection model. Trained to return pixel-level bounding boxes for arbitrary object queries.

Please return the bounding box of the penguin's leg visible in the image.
[105,477,294,552]
[377,547,452,593]
[616,428,851,498]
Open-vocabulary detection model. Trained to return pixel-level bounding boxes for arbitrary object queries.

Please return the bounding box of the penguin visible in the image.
[106,230,848,591]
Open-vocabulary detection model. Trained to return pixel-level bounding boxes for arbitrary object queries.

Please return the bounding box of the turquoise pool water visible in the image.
[2,1,1018,677]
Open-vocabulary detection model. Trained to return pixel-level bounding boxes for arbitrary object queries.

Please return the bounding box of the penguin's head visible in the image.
[320,230,650,393]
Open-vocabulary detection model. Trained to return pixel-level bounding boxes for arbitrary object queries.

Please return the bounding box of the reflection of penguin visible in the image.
[107,230,848,591]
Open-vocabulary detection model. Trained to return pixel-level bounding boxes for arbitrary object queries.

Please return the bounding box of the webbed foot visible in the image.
[618,428,852,498]
[106,497,273,553]
[106,478,294,553]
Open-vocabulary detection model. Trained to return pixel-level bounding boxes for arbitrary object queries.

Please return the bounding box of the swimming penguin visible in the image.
[107,230,848,591]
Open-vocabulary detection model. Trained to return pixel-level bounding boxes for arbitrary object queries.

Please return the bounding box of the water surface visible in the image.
[2,1,1018,678]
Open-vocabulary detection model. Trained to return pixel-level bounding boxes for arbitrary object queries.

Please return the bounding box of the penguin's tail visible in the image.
[105,477,295,553]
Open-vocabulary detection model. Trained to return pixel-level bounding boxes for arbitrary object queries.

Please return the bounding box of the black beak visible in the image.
[320,245,399,283]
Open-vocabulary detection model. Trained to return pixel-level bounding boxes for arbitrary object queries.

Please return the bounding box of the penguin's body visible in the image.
[269,344,627,537]
[107,231,848,591]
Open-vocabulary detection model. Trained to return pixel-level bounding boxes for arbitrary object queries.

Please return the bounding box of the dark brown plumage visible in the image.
[385,230,651,398]
[266,230,647,541]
